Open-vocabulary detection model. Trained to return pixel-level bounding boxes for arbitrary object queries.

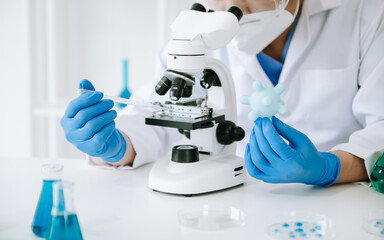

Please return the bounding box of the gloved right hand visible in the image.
[61,79,127,162]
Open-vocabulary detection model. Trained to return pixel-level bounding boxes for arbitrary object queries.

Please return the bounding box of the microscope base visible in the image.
[148,154,246,196]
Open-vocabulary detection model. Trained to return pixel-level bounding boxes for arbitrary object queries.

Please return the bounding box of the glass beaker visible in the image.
[31,163,64,238]
[371,153,384,194]
[46,181,83,240]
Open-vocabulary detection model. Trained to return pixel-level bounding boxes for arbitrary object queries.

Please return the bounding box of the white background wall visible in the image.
[0,0,31,158]
[0,0,195,160]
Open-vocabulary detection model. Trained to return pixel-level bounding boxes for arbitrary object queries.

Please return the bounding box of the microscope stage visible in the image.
[145,114,225,130]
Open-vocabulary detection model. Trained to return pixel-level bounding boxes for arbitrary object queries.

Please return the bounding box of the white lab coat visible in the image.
[89,0,384,178]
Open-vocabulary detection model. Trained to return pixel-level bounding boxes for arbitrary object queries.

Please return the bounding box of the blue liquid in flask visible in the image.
[46,213,83,240]
[46,181,83,240]
[31,164,63,238]
[32,180,61,237]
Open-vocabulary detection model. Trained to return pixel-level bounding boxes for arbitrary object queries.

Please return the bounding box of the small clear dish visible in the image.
[178,204,246,231]
[363,209,384,238]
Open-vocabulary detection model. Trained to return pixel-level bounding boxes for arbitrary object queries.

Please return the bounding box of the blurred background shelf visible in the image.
[0,0,196,159]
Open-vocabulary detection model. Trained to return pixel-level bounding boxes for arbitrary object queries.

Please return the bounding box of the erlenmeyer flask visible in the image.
[371,153,384,194]
[31,163,63,238]
[46,181,83,240]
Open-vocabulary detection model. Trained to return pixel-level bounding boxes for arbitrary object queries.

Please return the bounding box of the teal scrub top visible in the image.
[257,9,301,86]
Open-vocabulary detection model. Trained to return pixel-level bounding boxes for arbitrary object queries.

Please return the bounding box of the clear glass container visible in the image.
[178,204,246,231]
[46,181,83,240]
[363,209,384,238]
[31,163,64,238]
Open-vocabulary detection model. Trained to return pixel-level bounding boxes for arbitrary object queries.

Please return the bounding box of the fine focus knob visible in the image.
[191,3,206,12]
[227,6,243,21]
[216,121,245,145]
[171,145,199,163]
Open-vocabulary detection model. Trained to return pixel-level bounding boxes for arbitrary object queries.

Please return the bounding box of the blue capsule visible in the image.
[300,233,308,238]
[282,223,290,227]
[295,222,304,227]
[295,228,304,232]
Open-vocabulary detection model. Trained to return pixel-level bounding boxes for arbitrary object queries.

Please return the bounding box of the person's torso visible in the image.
[205,0,375,156]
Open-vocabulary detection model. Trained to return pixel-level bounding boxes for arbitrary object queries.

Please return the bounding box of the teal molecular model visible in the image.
[240,81,288,121]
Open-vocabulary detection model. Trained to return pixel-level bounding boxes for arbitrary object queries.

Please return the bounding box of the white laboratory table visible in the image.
[0,157,383,240]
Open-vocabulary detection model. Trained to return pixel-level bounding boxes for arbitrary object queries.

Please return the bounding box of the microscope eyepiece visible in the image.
[227,6,243,21]
[191,3,206,12]
[155,76,172,96]
[169,77,186,101]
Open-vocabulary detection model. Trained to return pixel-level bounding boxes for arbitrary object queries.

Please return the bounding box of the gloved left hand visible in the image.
[244,117,340,187]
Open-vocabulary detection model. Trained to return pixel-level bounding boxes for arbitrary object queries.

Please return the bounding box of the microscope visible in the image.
[146,3,246,196]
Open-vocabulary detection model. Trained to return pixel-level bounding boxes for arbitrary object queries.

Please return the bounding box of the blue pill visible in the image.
[289,233,296,239]
[301,233,308,237]
[309,229,316,233]
[273,228,280,233]
[295,222,304,227]
[374,224,381,228]
[376,221,382,225]
[295,228,304,232]
[283,223,290,227]
[315,225,322,230]
[381,229,384,235]
[315,233,323,238]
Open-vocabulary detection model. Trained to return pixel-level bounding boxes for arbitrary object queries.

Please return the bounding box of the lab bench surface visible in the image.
[0,157,383,240]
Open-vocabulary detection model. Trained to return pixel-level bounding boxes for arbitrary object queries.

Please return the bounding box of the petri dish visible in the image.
[178,204,246,231]
[363,219,384,238]
[267,212,333,239]
[363,209,384,238]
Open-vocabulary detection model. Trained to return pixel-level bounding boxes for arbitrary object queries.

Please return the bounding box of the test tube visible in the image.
[77,88,162,110]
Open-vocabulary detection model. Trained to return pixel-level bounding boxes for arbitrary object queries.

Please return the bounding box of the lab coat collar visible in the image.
[278,2,311,85]
[305,0,342,16]
[228,44,274,88]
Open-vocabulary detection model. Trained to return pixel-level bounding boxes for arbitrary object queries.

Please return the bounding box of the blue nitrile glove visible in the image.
[244,117,340,187]
[61,79,127,163]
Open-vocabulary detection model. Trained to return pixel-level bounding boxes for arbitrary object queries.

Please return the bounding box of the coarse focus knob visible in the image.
[200,69,220,89]
[227,6,243,21]
[216,121,245,145]
[171,145,199,163]
[191,3,206,12]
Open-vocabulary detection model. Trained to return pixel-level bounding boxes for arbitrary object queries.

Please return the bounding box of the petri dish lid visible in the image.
[178,204,246,231]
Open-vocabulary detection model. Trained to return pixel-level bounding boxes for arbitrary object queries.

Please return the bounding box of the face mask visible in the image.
[231,5,298,56]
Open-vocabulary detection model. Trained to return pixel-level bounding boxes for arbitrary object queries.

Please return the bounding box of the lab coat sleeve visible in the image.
[87,49,184,169]
[331,3,384,177]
